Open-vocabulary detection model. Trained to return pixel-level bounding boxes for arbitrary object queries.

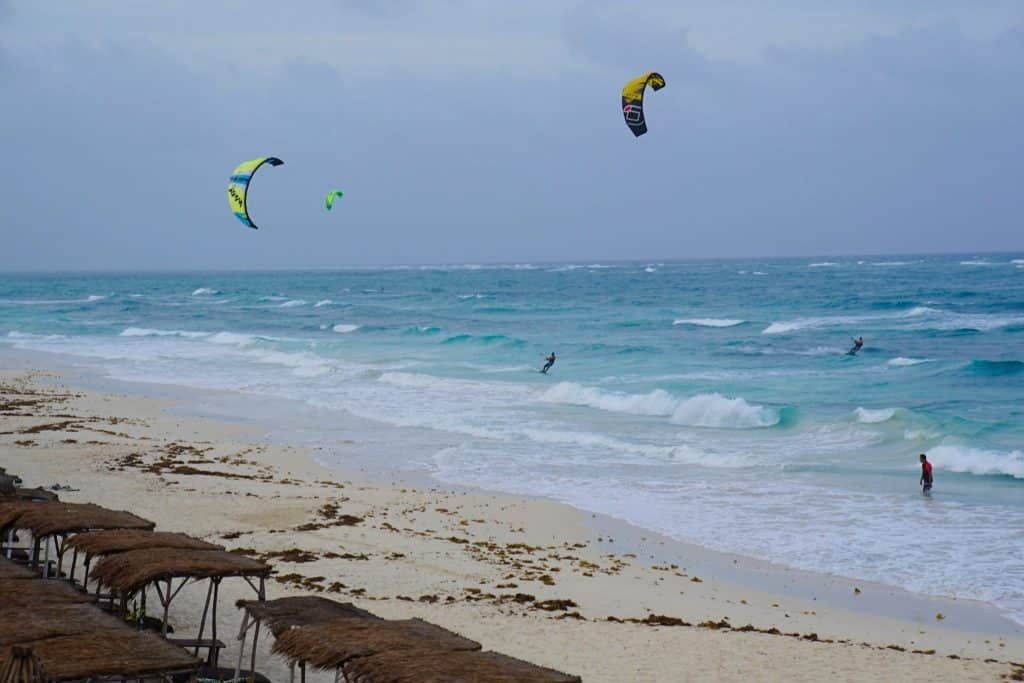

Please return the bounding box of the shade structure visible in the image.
[0,630,198,682]
[67,529,222,557]
[272,618,481,670]
[343,649,583,683]
[0,578,92,608]
[91,548,270,594]
[237,596,380,637]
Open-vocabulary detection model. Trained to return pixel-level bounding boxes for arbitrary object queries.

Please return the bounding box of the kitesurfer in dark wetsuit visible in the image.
[541,352,556,374]
[848,336,864,355]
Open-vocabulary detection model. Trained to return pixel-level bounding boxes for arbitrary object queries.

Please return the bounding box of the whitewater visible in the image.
[2,254,1023,624]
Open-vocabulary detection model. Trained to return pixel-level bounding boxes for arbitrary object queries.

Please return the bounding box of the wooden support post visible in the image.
[233,611,251,683]
[210,578,220,667]
[194,581,214,657]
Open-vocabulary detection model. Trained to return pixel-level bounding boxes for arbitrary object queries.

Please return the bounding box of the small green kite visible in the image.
[325,190,344,211]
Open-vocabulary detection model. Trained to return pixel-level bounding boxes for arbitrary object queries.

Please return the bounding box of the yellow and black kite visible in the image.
[621,72,665,137]
[227,157,284,229]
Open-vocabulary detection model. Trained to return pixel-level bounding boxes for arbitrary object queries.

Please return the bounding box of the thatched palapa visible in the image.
[0,502,40,531]
[67,529,222,557]
[91,548,270,594]
[272,618,481,669]
[0,604,120,646]
[0,630,198,681]
[0,645,47,683]
[6,502,153,537]
[0,578,92,608]
[343,649,583,683]
[0,558,34,580]
[237,596,380,637]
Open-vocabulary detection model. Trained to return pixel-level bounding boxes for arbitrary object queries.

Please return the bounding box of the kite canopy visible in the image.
[325,189,344,212]
[227,157,284,229]
[621,72,666,137]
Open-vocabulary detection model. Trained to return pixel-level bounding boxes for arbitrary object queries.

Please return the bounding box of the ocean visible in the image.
[2,255,1023,623]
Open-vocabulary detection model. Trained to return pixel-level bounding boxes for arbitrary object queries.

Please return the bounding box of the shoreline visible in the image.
[2,351,1022,680]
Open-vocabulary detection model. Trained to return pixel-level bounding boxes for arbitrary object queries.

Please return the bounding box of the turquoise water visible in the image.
[2,256,1023,621]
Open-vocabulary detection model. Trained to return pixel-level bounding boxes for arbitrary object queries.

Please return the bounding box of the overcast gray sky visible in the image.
[1,1,1021,269]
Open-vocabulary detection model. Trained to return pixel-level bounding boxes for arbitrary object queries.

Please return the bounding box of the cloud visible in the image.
[0,5,1021,269]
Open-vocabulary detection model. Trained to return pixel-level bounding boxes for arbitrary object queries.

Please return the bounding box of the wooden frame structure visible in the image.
[234,596,381,682]
[90,548,270,668]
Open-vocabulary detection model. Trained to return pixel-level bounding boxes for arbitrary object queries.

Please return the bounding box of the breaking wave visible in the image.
[673,318,745,328]
[539,383,778,429]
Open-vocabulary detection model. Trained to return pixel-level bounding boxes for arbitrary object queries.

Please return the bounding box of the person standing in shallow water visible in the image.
[920,453,933,493]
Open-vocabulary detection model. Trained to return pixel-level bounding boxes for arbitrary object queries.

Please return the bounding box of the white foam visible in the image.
[6,331,65,341]
[540,383,777,429]
[1012,259,1024,265]
[314,299,333,307]
[280,299,307,308]
[86,295,106,302]
[541,382,680,417]
[854,407,897,424]
[929,444,1024,479]
[669,393,778,429]
[960,260,994,266]
[808,262,838,267]
[887,357,932,367]
[207,332,256,347]
[762,306,933,335]
[644,267,656,273]
[331,324,360,334]
[120,327,207,339]
[191,287,218,296]
[457,293,488,300]
[673,318,744,328]
[752,271,767,276]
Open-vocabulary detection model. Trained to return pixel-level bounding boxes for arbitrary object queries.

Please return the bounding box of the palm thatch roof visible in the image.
[237,596,380,637]
[4,502,153,537]
[91,548,270,594]
[0,559,34,580]
[0,630,198,681]
[0,502,41,530]
[343,649,583,683]
[67,529,222,557]
[0,645,46,683]
[0,578,92,608]
[272,618,481,669]
[0,604,120,646]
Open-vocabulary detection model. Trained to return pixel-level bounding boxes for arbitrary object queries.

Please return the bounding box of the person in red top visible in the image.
[919,453,933,493]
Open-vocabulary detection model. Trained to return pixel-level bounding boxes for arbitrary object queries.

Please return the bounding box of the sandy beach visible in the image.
[1,357,1022,682]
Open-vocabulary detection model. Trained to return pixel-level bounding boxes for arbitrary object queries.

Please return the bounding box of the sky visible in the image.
[0,1,1022,269]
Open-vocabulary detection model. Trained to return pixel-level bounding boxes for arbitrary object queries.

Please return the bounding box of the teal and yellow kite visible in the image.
[325,189,344,211]
[227,157,284,229]
[621,72,665,137]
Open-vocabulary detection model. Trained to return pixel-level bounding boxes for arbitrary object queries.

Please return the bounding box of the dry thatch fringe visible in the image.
[272,618,481,670]
[91,548,270,594]
[0,578,93,608]
[0,629,199,681]
[0,502,41,530]
[0,559,34,580]
[11,502,153,537]
[0,646,46,683]
[67,529,222,557]
[236,596,380,637]
[0,604,122,647]
[343,649,583,683]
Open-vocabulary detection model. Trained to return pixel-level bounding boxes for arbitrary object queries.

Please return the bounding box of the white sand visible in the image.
[2,367,1021,682]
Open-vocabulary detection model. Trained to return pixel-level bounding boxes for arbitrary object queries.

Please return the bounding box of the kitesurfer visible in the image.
[541,352,556,374]
[919,453,933,493]
[848,336,864,355]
